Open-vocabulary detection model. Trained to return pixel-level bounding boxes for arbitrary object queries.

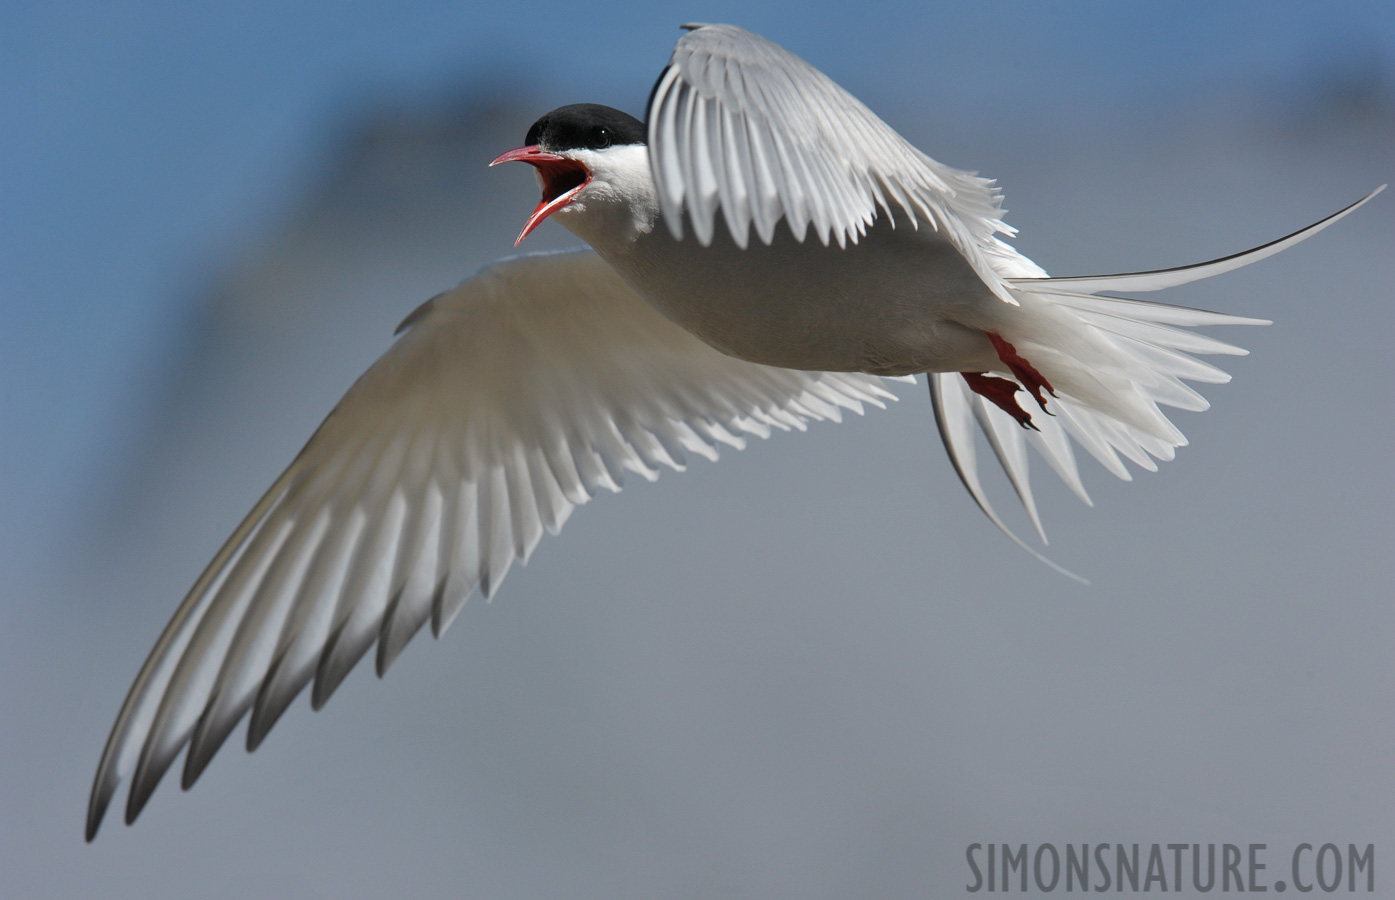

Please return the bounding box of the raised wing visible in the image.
[87,249,901,840]
[647,23,1016,300]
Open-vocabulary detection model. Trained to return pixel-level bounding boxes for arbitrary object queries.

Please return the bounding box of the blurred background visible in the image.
[3,2,1392,897]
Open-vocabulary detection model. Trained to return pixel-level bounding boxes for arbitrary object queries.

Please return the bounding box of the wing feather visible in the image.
[649,24,1017,301]
[88,248,901,839]
[650,26,993,256]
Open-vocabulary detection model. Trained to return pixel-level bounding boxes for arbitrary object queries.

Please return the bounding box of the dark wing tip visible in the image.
[125,772,159,829]
[85,782,114,842]
[181,707,241,792]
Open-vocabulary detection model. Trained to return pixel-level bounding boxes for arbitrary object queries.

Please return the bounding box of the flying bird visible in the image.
[86,23,1382,840]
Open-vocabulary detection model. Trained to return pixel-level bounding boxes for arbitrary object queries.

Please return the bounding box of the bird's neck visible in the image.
[554,144,661,252]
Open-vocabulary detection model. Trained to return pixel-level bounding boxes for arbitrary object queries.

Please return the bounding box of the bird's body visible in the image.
[85,22,1382,840]
[577,190,999,376]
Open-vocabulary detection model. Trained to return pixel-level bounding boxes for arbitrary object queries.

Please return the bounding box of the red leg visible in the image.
[985,331,1056,412]
[961,372,1038,430]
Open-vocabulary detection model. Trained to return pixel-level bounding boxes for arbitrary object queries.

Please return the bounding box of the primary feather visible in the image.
[86,249,901,839]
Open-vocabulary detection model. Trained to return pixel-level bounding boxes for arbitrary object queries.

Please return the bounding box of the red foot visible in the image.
[962,372,1038,430]
[985,331,1056,412]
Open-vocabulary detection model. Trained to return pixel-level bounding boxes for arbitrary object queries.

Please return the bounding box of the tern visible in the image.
[87,23,1381,839]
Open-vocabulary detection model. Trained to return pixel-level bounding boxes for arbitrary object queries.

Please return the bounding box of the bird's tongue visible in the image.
[489,146,592,245]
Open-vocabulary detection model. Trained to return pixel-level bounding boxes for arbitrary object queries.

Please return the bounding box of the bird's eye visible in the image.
[595,127,610,149]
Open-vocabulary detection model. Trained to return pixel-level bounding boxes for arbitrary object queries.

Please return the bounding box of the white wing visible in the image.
[647,23,1016,301]
[87,248,901,839]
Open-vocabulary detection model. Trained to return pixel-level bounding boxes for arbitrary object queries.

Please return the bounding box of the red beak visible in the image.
[490,146,593,245]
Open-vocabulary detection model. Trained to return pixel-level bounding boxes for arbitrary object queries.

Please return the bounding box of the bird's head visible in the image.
[491,103,650,246]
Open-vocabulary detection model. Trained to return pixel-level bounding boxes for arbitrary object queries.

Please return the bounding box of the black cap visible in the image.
[524,104,646,151]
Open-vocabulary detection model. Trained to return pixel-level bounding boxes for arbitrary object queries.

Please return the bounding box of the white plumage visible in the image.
[87,22,1381,840]
[88,248,902,837]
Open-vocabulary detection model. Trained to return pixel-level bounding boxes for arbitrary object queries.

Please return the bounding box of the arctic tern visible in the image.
[86,23,1382,839]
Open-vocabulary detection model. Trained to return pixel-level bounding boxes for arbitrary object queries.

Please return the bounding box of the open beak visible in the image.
[490,146,593,245]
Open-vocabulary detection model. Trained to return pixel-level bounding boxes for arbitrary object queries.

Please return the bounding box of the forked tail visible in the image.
[931,186,1384,578]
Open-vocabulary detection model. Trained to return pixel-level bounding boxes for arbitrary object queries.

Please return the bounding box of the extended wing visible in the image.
[87,249,901,839]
